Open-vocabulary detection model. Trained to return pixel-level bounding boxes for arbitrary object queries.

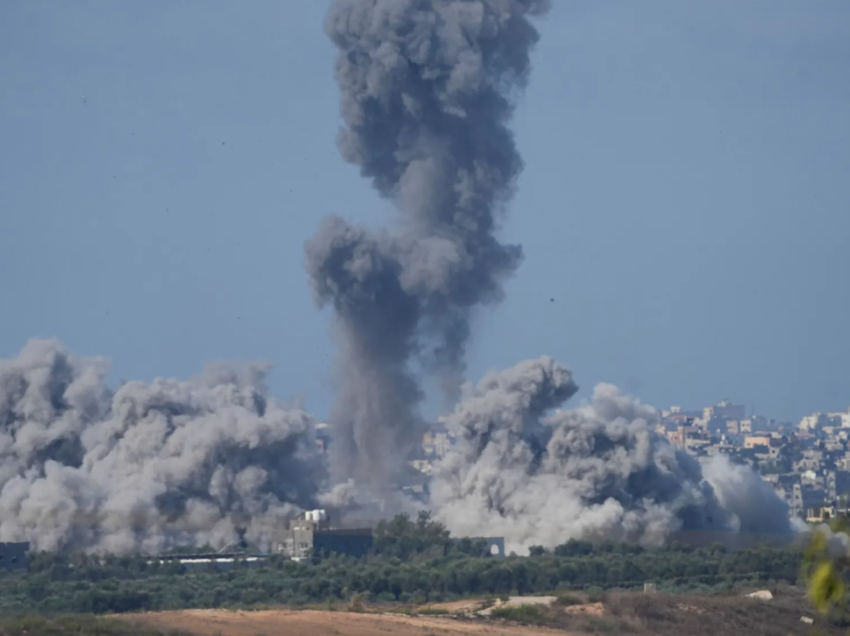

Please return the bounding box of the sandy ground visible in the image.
[129,608,571,636]
[562,602,603,617]
[427,599,488,613]
[478,596,557,617]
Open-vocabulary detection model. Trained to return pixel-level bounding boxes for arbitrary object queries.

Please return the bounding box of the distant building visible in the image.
[433,432,452,458]
[791,483,804,518]
[827,471,838,501]
[452,536,505,558]
[807,502,836,524]
[702,401,746,423]
[276,509,373,560]
[410,459,433,476]
[667,426,693,448]
[744,435,771,449]
[799,413,829,432]
[315,423,331,454]
[422,430,453,458]
[313,528,374,559]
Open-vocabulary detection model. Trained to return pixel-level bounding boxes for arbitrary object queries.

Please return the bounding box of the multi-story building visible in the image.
[276,510,373,560]
[702,401,746,424]
[744,435,772,449]
[799,413,829,432]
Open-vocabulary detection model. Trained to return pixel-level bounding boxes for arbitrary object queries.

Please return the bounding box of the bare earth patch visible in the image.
[478,595,557,616]
[425,598,488,614]
[129,608,570,636]
[562,602,604,617]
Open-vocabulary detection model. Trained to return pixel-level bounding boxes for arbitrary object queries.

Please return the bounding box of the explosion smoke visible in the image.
[306,0,552,489]
[0,0,799,555]
[0,341,797,554]
[0,339,321,553]
[430,357,795,552]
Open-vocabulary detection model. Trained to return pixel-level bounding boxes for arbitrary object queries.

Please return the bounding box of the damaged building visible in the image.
[277,509,373,560]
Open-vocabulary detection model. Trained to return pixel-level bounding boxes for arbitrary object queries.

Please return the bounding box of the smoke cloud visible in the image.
[0,0,797,555]
[306,0,552,490]
[0,339,321,553]
[0,341,797,554]
[430,357,795,552]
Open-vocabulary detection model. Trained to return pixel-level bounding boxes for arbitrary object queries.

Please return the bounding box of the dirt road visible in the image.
[130,608,567,636]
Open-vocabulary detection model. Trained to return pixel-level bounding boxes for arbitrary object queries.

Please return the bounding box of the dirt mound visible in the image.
[130,608,567,636]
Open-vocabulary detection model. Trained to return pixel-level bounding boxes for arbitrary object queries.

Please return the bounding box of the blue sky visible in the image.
[1,0,848,423]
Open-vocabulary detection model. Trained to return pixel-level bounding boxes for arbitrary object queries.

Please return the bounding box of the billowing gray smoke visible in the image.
[0,339,321,553]
[3,0,794,555]
[306,0,552,489]
[430,357,795,552]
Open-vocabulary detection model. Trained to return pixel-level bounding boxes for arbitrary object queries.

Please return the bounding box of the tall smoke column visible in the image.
[0,339,322,553]
[430,357,795,552]
[306,0,552,490]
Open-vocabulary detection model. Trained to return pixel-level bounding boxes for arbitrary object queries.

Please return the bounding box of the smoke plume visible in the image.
[0,339,321,553]
[1,1,797,556]
[430,357,795,552]
[306,0,552,490]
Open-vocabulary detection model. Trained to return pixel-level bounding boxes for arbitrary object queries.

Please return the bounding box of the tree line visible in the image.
[0,513,805,614]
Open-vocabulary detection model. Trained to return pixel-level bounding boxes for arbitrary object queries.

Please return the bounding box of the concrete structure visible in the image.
[277,509,373,560]
[451,536,506,558]
[827,471,838,501]
[0,542,29,571]
[702,401,746,425]
[799,413,829,432]
[483,537,506,558]
[152,554,267,571]
[744,435,771,449]
[791,483,804,518]
[807,503,836,523]
[313,528,373,559]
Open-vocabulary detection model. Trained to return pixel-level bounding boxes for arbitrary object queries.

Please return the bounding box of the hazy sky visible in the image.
[2,0,848,423]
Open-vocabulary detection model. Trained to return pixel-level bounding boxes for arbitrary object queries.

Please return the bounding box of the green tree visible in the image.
[804,521,849,617]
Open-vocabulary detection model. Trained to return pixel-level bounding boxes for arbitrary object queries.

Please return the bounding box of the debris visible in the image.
[800,616,814,624]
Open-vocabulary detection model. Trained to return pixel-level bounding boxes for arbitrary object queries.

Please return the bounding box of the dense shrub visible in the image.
[0,514,804,614]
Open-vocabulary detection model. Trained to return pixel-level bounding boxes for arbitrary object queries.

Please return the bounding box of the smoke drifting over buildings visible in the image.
[0,342,795,554]
[430,358,794,552]
[0,341,796,554]
[305,0,552,489]
[0,339,321,553]
[0,1,798,554]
